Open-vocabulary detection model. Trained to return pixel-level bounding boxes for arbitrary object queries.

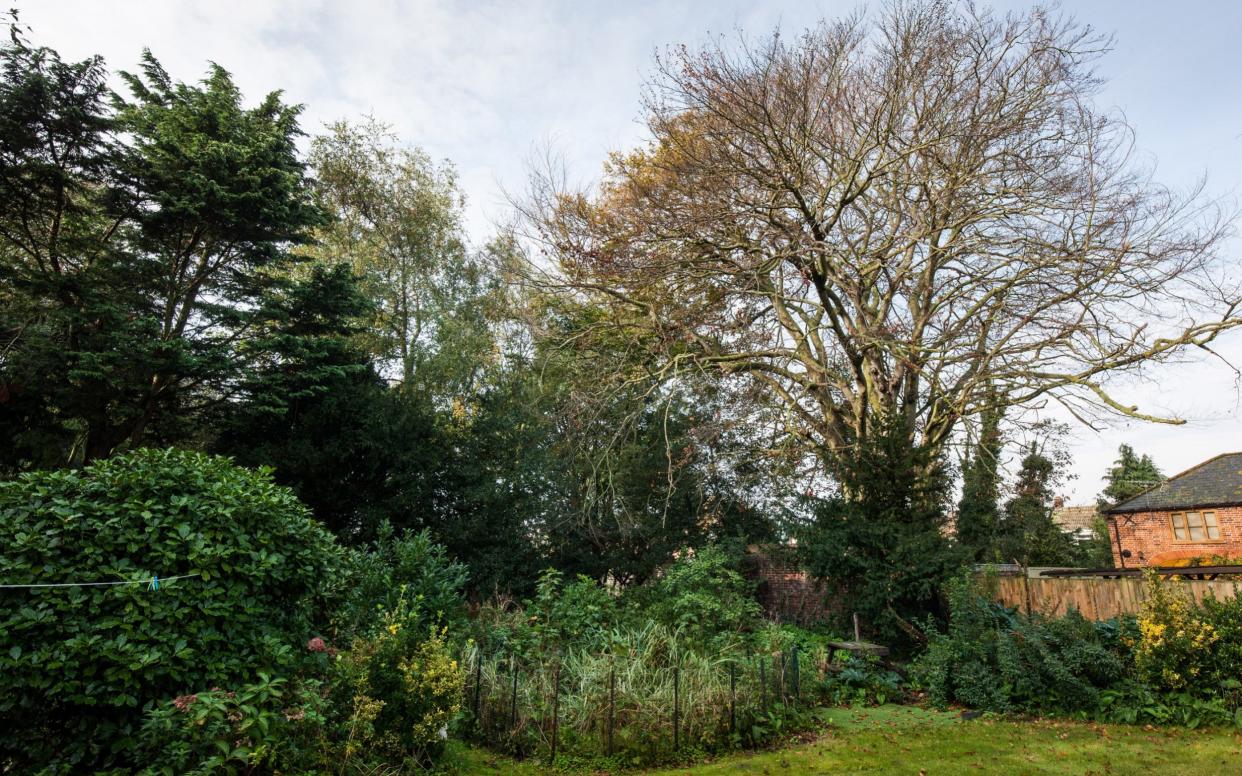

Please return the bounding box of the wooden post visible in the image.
[607,664,615,757]
[509,657,518,732]
[853,612,861,643]
[673,664,680,751]
[729,661,736,734]
[1017,560,1032,616]
[549,663,561,765]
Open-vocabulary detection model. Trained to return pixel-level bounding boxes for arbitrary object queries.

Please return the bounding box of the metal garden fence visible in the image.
[460,643,808,764]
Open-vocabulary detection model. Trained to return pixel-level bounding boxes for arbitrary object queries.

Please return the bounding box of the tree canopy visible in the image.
[0,35,322,467]
[3,3,1232,604]
[1099,443,1165,509]
[524,1,1240,468]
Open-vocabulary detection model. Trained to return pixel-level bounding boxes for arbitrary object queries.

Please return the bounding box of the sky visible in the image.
[18,0,1242,502]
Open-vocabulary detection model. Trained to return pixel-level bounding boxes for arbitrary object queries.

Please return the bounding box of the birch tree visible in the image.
[308,119,497,397]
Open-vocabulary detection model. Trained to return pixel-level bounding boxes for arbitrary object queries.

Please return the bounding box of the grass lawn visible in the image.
[443,705,1242,775]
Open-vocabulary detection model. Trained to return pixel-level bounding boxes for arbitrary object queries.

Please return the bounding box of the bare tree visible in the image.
[522,0,1240,465]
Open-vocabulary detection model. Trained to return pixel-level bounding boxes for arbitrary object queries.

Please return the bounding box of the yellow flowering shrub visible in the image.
[399,630,464,747]
[331,601,465,766]
[1134,571,1218,691]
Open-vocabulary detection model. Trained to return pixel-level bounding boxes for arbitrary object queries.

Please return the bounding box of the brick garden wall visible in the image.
[745,545,837,625]
[1110,505,1242,566]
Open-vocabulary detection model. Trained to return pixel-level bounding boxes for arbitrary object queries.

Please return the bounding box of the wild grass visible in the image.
[461,621,813,764]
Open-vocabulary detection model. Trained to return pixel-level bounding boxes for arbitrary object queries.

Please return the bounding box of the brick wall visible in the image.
[745,545,837,625]
[1109,505,1242,566]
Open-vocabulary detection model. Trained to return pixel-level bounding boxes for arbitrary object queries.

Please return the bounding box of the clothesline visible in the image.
[0,573,200,589]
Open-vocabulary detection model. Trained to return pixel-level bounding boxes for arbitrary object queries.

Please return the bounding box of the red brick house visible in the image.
[1104,452,1242,567]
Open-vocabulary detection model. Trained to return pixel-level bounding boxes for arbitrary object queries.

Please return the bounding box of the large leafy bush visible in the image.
[334,522,469,640]
[641,544,761,647]
[0,448,344,772]
[914,572,1129,713]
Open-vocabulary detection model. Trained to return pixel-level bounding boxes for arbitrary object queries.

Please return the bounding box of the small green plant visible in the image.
[1095,680,1238,728]
[137,674,326,776]
[822,652,903,705]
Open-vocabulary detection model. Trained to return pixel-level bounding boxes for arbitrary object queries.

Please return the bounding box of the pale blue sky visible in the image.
[20,1,1242,500]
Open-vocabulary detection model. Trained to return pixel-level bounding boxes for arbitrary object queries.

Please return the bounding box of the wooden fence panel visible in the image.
[989,575,1242,620]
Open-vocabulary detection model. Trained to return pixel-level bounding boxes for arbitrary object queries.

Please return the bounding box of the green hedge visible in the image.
[0,448,345,772]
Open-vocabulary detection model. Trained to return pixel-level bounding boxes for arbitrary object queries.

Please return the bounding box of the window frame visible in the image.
[1168,510,1223,543]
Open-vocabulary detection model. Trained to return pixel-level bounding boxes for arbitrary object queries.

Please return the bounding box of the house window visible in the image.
[1170,511,1221,542]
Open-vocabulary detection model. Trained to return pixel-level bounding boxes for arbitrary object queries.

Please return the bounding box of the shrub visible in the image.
[0,448,344,772]
[136,674,327,775]
[641,544,761,647]
[335,522,469,641]
[529,568,618,648]
[1134,571,1219,692]
[914,572,1127,713]
[332,596,465,768]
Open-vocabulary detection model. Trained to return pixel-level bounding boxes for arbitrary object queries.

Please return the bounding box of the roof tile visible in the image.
[1105,452,1242,513]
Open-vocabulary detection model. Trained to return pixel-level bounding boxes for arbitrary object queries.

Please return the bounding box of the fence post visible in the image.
[759,656,767,710]
[790,645,799,703]
[509,655,519,732]
[778,651,786,702]
[473,645,484,731]
[673,664,680,751]
[549,662,561,765]
[607,663,615,757]
[729,661,736,734]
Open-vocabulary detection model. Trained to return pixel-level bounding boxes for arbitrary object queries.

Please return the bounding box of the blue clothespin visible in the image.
[149,575,159,591]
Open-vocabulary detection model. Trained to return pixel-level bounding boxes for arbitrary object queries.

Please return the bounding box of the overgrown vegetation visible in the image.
[459,551,902,768]
[915,571,1242,729]
[0,449,467,773]
[3,1,1240,772]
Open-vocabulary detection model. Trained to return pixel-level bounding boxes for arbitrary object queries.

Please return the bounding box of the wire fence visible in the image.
[459,642,811,764]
